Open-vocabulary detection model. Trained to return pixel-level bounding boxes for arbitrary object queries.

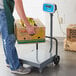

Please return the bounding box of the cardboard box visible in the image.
[64,38,76,51]
[15,18,45,44]
[67,24,76,42]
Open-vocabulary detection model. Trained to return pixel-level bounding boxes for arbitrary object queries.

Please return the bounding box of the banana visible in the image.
[20,19,25,27]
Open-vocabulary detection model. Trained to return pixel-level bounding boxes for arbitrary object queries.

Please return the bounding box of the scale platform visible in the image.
[17,39,59,72]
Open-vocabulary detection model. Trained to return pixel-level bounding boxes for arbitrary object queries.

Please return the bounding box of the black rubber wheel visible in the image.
[53,55,60,65]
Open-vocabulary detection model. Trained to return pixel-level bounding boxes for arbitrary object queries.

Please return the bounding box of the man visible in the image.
[0,0,35,75]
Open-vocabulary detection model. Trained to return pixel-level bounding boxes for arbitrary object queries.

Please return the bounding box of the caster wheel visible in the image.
[53,55,60,65]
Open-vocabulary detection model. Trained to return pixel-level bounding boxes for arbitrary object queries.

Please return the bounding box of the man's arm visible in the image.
[15,0,35,34]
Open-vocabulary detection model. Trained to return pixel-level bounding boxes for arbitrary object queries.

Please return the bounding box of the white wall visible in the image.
[13,0,76,37]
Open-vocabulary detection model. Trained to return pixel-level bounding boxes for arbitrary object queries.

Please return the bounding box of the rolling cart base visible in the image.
[20,55,60,73]
[19,37,60,73]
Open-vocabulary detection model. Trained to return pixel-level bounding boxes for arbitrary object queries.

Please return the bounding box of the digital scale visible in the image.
[43,3,56,13]
[20,3,60,73]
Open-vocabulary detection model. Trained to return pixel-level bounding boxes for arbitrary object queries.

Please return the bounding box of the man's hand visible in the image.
[26,25,36,35]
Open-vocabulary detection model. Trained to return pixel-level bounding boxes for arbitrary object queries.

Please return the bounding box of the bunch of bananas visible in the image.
[27,18,36,26]
[20,17,36,27]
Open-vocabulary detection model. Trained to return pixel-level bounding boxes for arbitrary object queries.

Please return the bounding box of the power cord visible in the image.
[56,10,66,36]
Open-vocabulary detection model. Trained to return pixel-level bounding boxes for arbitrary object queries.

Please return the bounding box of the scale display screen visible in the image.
[43,4,56,13]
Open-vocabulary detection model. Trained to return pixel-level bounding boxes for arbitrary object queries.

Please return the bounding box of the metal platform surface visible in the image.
[16,39,56,71]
